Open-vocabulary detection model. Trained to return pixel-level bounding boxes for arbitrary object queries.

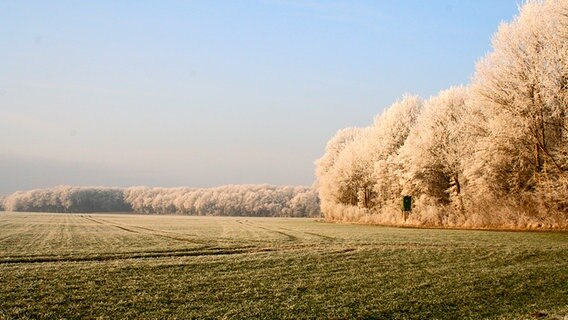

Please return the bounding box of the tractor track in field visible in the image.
[83,216,207,244]
[0,234,15,242]
[291,230,338,242]
[0,223,21,242]
[237,220,300,242]
[0,246,276,265]
[236,219,338,242]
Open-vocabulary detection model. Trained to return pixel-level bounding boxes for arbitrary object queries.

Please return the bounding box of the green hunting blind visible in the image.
[402,196,412,212]
[402,196,412,221]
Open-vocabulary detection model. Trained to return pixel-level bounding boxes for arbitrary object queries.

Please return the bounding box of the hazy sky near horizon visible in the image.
[0,0,520,194]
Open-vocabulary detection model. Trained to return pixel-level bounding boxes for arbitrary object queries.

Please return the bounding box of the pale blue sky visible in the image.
[0,0,519,194]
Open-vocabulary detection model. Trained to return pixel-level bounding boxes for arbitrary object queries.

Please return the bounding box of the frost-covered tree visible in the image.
[399,87,469,224]
[3,185,320,217]
[471,0,568,217]
[2,186,131,213]
[315,95,422,221]
[122,185,320,217]
[329,132,370,207]
[288,187,320,217]
[315,127,366,216]
[369,95,422,211]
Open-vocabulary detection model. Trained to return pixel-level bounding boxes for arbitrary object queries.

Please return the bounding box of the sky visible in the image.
[0,0,521,194]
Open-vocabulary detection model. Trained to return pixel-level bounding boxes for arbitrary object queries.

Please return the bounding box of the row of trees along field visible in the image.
[316,0,568,229]
[0,185,320,217]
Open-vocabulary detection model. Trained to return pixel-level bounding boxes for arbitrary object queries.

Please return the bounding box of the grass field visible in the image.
[0,212,566,319]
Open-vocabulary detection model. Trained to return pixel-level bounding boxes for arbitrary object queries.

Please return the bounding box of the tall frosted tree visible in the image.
[315,95,422,221]
[370,95,422,212]
[399,87,469,224]
[471,0,568,216]
[315,127,366,218]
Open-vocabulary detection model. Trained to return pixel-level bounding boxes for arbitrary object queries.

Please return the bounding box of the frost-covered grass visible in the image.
[0,212,566,319]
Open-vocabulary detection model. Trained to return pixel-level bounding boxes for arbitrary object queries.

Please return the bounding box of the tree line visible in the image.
[315,0,568,229]
[1,185,320,217]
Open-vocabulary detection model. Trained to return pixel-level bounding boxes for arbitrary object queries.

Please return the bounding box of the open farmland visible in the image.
[0,212,566,319]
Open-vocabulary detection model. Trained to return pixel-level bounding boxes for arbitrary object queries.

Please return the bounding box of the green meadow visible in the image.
[0,212,566,319]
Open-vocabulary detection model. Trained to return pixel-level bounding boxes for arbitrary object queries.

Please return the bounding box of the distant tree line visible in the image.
[316,0,568,229]
[1,185,320,217]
